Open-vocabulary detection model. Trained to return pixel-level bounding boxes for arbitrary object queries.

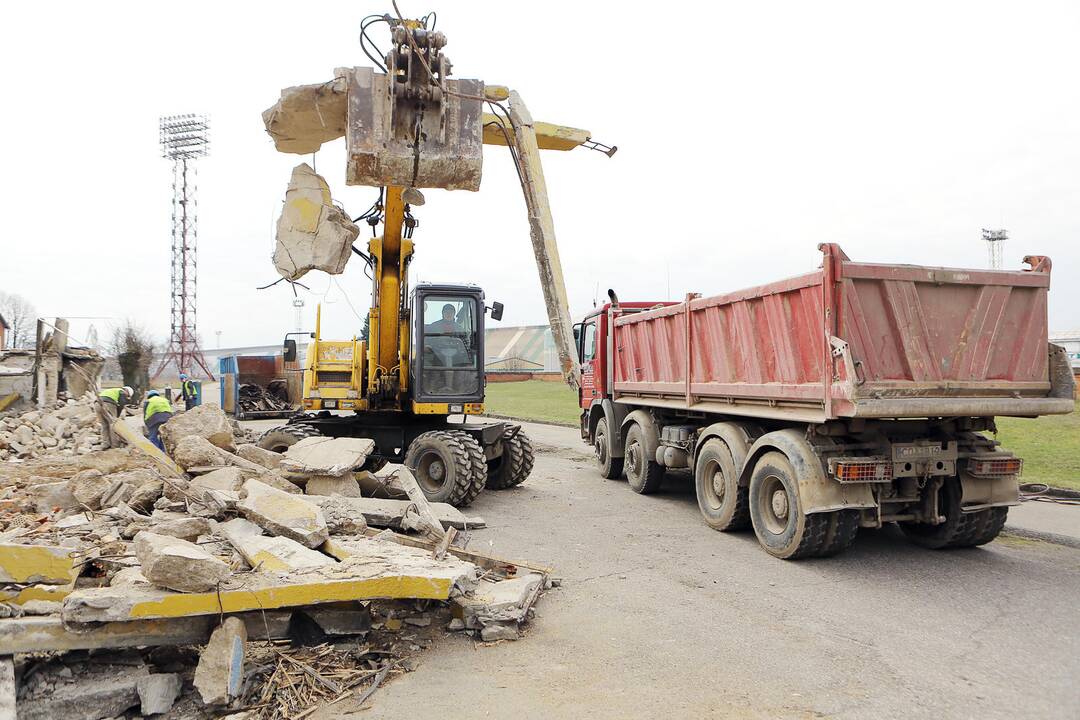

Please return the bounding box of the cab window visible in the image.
[581,322,597,362]
[421,296,479,394]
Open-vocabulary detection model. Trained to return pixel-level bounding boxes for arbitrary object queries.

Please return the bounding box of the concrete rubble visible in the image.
[0,390,551,718]
[273,163,360,282]
[0,394,105,461]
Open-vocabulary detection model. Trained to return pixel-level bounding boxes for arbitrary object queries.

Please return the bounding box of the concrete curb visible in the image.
[1002,525,1080,550]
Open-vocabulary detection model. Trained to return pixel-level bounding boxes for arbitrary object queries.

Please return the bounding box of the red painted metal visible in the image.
[603,245,1062,421]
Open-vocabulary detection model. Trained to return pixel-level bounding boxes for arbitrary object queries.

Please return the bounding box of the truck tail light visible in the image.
[967,457,1023,478]
[831,458,893,483]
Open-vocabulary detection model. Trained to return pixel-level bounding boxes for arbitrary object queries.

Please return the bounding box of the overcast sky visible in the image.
[2,0,1078,354]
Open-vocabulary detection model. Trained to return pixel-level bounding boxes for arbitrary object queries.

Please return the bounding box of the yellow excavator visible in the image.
[256,10,611,506]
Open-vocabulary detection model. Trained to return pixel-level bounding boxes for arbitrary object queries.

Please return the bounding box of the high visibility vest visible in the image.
[144,395,173,421]
[99,388,123,404]
[182,380,196,399]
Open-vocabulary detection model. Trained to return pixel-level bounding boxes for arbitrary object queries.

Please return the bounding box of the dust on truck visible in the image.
[577,244,1075,559]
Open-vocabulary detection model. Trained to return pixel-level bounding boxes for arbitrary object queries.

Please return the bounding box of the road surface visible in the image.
[287,420,1080,720]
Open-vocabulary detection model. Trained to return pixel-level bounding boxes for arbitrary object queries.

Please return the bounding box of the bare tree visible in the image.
[0,292,37,349]
[110,320,157,401]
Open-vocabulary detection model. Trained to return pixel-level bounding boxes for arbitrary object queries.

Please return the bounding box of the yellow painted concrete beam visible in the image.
[0,543,78,585]
[482,113,590,151]
[0,581,75,605]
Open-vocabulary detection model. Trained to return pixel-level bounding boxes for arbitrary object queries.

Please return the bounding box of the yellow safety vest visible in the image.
[99,388,123,404]
[144,395,173,421]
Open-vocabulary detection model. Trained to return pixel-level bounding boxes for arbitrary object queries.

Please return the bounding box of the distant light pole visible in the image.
[215,330,222,349]
[982,228,1007,270]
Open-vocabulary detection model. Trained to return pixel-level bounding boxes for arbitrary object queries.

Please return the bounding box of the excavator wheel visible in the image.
[256,424,322,453]
[485,427,535,490]
[405,430,487,507]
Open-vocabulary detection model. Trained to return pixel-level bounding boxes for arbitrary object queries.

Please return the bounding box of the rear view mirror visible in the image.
[490,302,504,321]
[283,338,297,362]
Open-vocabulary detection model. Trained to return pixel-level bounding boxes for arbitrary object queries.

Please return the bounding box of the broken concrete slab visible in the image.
[136,672,183,715]
[0,657,11,720]
[159,403,236,455]
[314,496,369,535]
[171,435,228,471]
[27,480,80,513]
[236,443,283,470]
[62,541,478,623]
[456,572,545,640]
[301,495,485,531]
[191,466,245,493]
[262,74,348,154]
[272,164,359,282]
[304,474,362,497]
[151,516,212,542]
[239,478,328,548]
[0,542,77,585]
[217,518,336,572]
[67,468,111,509]
[194,617,246,706]
[0,611,297,654]
[133,531,231,593]
[0,580,75,606]
[253,470,303,495]
[15,662,149,720]
[282,436,374,476]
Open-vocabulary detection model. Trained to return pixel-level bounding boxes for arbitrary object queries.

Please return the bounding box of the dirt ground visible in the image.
[239,419,1080,720]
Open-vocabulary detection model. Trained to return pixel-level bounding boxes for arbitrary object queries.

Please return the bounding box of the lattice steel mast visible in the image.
[982,228,1007,270]
[155,114,215,380]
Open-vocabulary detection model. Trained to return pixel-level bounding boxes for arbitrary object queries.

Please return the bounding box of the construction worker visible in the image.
[97,386,133,448]
[143,390,174,451]
[179,373,198,410]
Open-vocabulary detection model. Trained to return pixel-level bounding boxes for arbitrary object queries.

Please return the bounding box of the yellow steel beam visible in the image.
[482,113,590,152]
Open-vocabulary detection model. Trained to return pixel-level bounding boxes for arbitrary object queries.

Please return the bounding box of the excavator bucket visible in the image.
[345,66,484,191]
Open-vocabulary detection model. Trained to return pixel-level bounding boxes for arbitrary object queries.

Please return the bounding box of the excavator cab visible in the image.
[410,283,487,411]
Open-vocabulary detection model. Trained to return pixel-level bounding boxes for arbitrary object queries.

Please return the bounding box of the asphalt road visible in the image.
[297,420,1080,720]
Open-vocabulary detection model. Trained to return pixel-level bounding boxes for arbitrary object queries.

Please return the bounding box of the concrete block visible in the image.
[133,531,231,593]
[0,542,77,585]
[272,164,359,282]
[26,480,79,513]
[151,516,211,541]
[304,474,362,497]
[192,466,245,492]
[137,673,183,715]
[160,403,236,455]
[456,572,545,637]
[239,479,328,548]
[217,518,336,572]
[281,436,374,476]
[301,494,484,531]
[15,663,148,720]
[67,469,110,509]
[236,443,283,470]
[194,617,247,705]
[171,435,227,471]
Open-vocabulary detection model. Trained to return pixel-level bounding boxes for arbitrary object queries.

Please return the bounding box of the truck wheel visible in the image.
[256,424,321,453]
[748,452,830,559]
[405,430,487,507]
[624,424,664,494]
[485,428,534,490]
[966,507,1008,546]
[899,478,988,549]
[594,418,624,479]
[818,510,860,557]
[694,439,750,531]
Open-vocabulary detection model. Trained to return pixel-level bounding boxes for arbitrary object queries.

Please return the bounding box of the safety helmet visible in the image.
[121,386,134,397]
[179,373,188,380]
[146,390,160,397]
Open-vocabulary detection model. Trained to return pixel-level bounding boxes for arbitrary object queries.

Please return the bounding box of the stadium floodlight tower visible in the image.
[982,228,1007,270]
[155,114,215,381]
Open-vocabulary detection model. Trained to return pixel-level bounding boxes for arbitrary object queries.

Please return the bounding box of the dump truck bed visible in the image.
[612,244,1073,423]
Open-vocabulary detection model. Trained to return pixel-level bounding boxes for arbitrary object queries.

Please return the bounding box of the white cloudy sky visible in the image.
[2,0,1078,353]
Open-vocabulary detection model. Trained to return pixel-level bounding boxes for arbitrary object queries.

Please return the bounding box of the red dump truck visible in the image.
[576,244,1074,559]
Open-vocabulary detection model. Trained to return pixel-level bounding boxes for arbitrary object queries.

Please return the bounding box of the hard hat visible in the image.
[121,386,134,396]
[147,390,160,397]
[179,373,188,380]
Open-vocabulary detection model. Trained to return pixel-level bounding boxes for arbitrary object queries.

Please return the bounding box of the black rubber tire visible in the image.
[404,430,487,507]
[624,423,664,494]
[485,427,534,490]
[818,509,860,557]
[594,417,624,479]
[694,439,750,531]
[256,424,321,453]
[748,452,830,559]
[899,478,1003,549]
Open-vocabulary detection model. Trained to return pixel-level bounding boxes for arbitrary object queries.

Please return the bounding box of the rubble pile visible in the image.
[238,381,291,414]
[0,403,550,719]
[0,393,104,461]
